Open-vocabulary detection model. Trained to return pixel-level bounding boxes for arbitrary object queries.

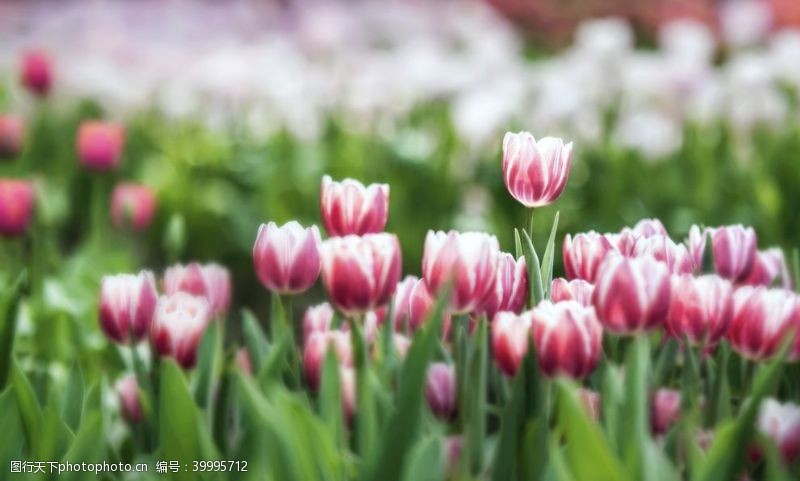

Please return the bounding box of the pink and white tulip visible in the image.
[99,271,158,344]
[651,389,681,435]
[563,231,615,282]
[425,362,457,420]
[320,175,389,236]
[728,286,798,360]
[501,131,572,207]
[253,221,321,295]
[0,115,24,159]
[686,225,707,271]
[758,398,800,463]
[550,278,595,306]
[77,121,125,172]
[390,275,419,333]
[711,225,757,281]
[111,183,156,232]
[151,292,212,369]
[163,262,232,316]
[666,274,734,347]
[20,50,53,97]
[633,235,694,274]
[476,253,527,319]
[742,248,791,289]
[302,302,335,345]
[632,218,668,238]
[491,311,532,377]
[530,301,603,379]
[303,330,353,391]
[0,179,35,237]
[115,375,142,423]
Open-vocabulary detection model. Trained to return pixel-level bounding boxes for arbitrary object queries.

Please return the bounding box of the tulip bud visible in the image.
[0,115,24,159]
[407,277,452,337]
[151,292,212,369]
[666,274,733,347]
[303,302,335,345]
[392,334,412,359]
[443,436,463,476]
[253,221,321,295]
[381,276,415,333]
[530,301,603,378]
[651,389,681,435]
[592,254,671,334]
[741,248,791,289]
[115,375,142,423]
[757,398,800,463]
[20,50,53,97]
[579,388,601,423]
[685,225,707,271]
[163,262,231,317]
[99,271,158,344]
[728,286,798,360]
[110,183,156,232]
[303,330,353,391]
[476,253,527,319]
[550,278,594,306]
[0,179,35,237]
[501,131,572,207]
[422,230,499,314]
[235,348,253,374]
[563,232,615,282]
[632,218,668,238]
[491,312,532,376]
[425,363,456,420]
[711,225,757,281]
[320,233,402,314]
[320,175,389,236]
[633,235,694,274]
[76,121,125,172]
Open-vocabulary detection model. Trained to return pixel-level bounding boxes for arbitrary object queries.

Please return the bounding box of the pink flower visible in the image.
[20,50,53,97]
[633,235,694,274]
[530,301,603,379]
[76,121,125,172]
[303,303,335,345]
[666,275,734,347]
[407,277,452,336]
[151,292,212,369]
[340,366,357,422]
[99,271,158,344]
[253,221,321,295]
[741,248,791,289]
[320,233,402,314]
[0,115,24,159]
[563,232,616,282]
[711,225,757,281]
[110,183,156,232]
[422,230,500,314]
[0,179,35,237]
[685,225,707,271]
[303,330,353,391]
[235,348,253,374]
[728,286,798,360]
[320,175,389,236]
[115,375,142,423]
[425,362,456,420]
[632,218,668,238]
[502,131,572,207]
[592,254,671,334]
[579,388,601,423]
[444,436,463,475]
[163,262,232,316]
[651,389,681,435]
[389,275,418,333]
[550,278,595,306]
[606,229,640,256]
[758,398,800,463]
[476,253,528,319]
[492,311,532,376]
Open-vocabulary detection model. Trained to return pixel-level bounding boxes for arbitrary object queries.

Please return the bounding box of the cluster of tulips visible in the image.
[90,127,800,469]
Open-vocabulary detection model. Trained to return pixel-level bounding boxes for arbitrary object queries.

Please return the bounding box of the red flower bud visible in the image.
[99,271,158,344]
[530,301,603,379]
[491,311,532,376]
[0,115,24,159]
[425,362,456,420]
[320,175,389,236]
[502,131,572,207]
[111,183,156,232]
[651,389,681,435]
[666,274,734,347]
[151,292,212,369]
[563,231,615,282]
[253,221,321,295]
[20,50,53,97]
[77,121,125,172]
[0,179,35,237]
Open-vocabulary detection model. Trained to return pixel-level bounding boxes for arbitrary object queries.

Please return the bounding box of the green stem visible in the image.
[90,176,108,251]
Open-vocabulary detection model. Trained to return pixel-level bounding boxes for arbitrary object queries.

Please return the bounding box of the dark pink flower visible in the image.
[711,225,757,281]
[550,278,594,306]
[563,231,615,282]
[115,375,142,423]
[632,218,668,238]
[530,301,603,379]
[425,362,456,420]
[666,274,733,347]
[685,225,707,271]
[151,292,212,369]
[0,115,24,159]
[302,302,335,345]
[303,330,352,391]
[476,253,527,319]
[320,175,389,236]
[491,311,532,376]
[111,183,156,231]
[20,50,53,97]
[633,235,694,274]
[741,248,791,289]
[728,286,798,360]
[253,221,321,295]
[390,275,419,333]
[77,121,125,172]
[99,271,158,344]
[502,131,572,207]
[651,389,681,435]
[758,398,800,463]
[0,179,34,237]
[163,262,232,317]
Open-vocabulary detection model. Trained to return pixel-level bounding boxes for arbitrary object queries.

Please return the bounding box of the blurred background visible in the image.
[2,0,800,356]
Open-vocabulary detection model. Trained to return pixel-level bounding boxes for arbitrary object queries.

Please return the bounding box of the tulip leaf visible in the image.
[194,320,221,410]
[0,388,24,464]
[705,344,731,426]
[540,211,560,298]
[242,308,270,372]
[465,319,488,475]
[0,272,27,389]
[11,360,43,456]
[601,363,625,453]
[258,328,291,390]
[59,413,104,481]
[515,229,523,260]
[491,356,528,481]
[621,336,652,480]
[400,436,444,481]
[792,247,800,293]
[652,339,678,388]
[521,229,545,307]
[349,317,378,460]
[318,348,345,449]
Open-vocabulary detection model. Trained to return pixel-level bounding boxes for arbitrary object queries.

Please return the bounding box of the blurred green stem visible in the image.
[90,175,109,251]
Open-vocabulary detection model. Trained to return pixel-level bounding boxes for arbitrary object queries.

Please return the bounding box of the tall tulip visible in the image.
[530,301,603,378]
[320,175,389,236]
[20,50,53,97]
[550,278,595,306]
[99,271,158,344]
[422,230,499,314]
[0,179,35,237]
[711,225,757,281]
[592,254,671,334]
[320,233,402,314]
[757,398,800,463]
[666,274,733,347]
[425,362,457,420]
[151,292,212,369]
[501,131,572,207]
[110,183,156,231]
[253,221,321,294]
[476,253,527,319]
[163,262,232,316]
[77,121,125,172]
[0,115,24,159]
[491,312,532,376]
[728,286,798,360]
[563,232,615,282]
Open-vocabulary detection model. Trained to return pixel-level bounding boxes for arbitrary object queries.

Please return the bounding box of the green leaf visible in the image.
[59,413,104,481]
[61,362,84,431]
[242,309,270,370]
[521,229,545,307]
[0,272,27,389]
[401,437,444,481]
[514,229,523,260]
[349,317,378,459]
[11,360,43,456]
[652,339,679,388]
[792,247,800,293]
[0,388,24,464]
[465,319,488,475]
[491,358,528,481]
[621,336,651,481]
[194,321,221,409]
[318,348,345,449]
[705,344,731,426]
[257,328,292,390]
[540,211,560,298]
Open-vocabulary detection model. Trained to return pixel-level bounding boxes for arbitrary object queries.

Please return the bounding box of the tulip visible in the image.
[728,286,798,360]
[235,348,253,375]
[563,232,615,282]
[320,233,402,314]
[422,230,499,314]
[303,302,335,345]
[76,121,125,171]
[530,301,603,378]
[389,276,418,332]
[320,175,389,236]
[340,367,356,422]
[443,436,463,476]
[0,115,24,159]
[666,275,734,347]
[303,330,353,391]
[253,221,322,295]
[425,362,456,420]
[501,131,572,207]
[711,225,757,281]
[407,277,452,337]
[741,248,791,289]
[633,235,694,274]
[20,50,53,97]
[99,271,158,344]
[115,375,142,423]
[579,388,601,423]
[632,218,668,238]
[392,334,412,359]
[606,229,640,256]
[592,254,671,334]
[476,253,527,319]
[651,389,681,435]
[163,262,232,317]
[685,225,707,271]
[492,311,532,376]
[110,183,156,232]
[550,278,595,306]
[757,398,800,463]
[0,179,35,237]
[151,292,212,369]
